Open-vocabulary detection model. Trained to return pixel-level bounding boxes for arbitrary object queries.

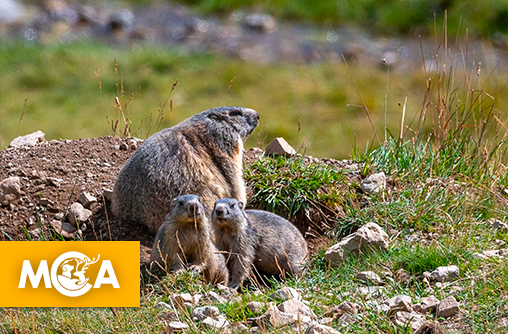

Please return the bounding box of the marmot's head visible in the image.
[168,194,205,224]
[196,106,259,141]
[212,198,246,229]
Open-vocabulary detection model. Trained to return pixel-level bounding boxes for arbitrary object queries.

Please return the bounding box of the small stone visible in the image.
[269,287,301,301]
[278,299,317,319]
[39,198,54,206]
[172,293,195,308]
[355,271,384,285]
[325,223,388,267]
[201,316,230,329]
[230,322,249,333]
[436,296,459,318]
[393,311,427,333]
[246,301,265,315]
[384,295,412,314]
[156,301,172,309]
[324,244,344,267]
[67,203,92,226]
[103,188,114,202]
[265,137,296,157]
[78,192,97,209]
[244,14,277,33]
[192,306,220,321]
[167,321,189,331]
[323,301,360,318]
[9,131,46,148]
[119,142,129,150]
[0,177,22,206]
[253,306,297,328]
[205,291,226,304]
[482,249,502,258]
[420,296,440,314]
[46,177,63,187]
[304,321,341,334]
[431,265,459,282]
[360,172,386,194]
[319,317,333,325]
[490,219,508,231]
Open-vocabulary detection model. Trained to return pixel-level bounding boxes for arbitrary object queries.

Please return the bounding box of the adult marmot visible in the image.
[112,106,259,232]
[211,198,308,289]
[150,195,228,285]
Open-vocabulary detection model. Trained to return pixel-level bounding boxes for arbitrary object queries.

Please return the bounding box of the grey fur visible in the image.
[212,198,308,289]
[150,195,228,285]
[112,106,259,232]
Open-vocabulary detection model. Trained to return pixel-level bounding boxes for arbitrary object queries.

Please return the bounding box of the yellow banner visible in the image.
[0,241,140,307]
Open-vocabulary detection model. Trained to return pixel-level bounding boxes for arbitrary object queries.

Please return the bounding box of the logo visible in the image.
[0,242,140,307]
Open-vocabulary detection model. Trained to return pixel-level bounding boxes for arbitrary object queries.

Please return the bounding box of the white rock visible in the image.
[355,271,384,285]
[393,311,427,333]
[325,223,388,266]
[192,306,220,321]
[384,295,412,313]
[305,321,341,334]
[172,293,195,308]
[436,296,459,318]
[420,296,440,314]
[9,131,46,148]
[360,172,386,194]
[265,137,296,157]
[201,316,230,329]
[255,306,297,328]
[167,321,189,331]
[205,291,227,304]
[244,14,277,33]
[431,265,459,282]
[78,192,97,209]
[269,287,301,301]
[67,203,92,226]
[278,299,317,319]
[0,176,22,206]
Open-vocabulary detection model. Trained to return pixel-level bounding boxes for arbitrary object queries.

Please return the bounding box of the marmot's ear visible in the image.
[238,201,244,209]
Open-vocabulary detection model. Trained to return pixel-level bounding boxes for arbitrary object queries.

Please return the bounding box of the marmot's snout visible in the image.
[214,204,228,219]
[187,199,202,217]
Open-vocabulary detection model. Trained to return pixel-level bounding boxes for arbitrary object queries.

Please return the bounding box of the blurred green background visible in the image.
[0,0,506,158]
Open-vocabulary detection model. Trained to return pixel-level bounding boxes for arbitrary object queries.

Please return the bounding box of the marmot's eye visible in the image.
[230,203,236,208]
[229,109,243,117]
[179,201,184,206]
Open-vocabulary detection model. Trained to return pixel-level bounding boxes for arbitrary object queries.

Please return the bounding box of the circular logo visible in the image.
[51,251,99,297]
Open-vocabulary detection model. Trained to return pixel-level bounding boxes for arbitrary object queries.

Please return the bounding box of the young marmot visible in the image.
[112,106,259,232]
[211,198,308,289]
[151,195,228,285]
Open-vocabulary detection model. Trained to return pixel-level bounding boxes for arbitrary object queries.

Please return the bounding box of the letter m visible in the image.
[19,260,52,288]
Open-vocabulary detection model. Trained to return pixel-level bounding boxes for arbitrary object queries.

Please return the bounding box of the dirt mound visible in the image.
[0,136,358,263]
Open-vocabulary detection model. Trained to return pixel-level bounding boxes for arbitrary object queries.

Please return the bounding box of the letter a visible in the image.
[19,260,52,288]
[94,260,120,288]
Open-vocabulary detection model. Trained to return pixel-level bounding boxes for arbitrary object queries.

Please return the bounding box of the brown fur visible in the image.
[112,107,259,232]
[150,195,228,285]
[212,198,308,289]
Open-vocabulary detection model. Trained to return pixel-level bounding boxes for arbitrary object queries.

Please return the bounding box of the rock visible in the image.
[204,291,227,304]
[305,321,341,334]
[278,299,317,319]
[167,321,189,331]
[482,249,502,258]
[395,269,411,285]
[358,286,386,300]
[8,131,46,148]
[230,322,249,332]
[253,306,297,328]
[0,177,22,206]
[431,265,459,282]
[45,177,63,187]
[78,192,97,209]
[472,252,489,260]
[246,301,265,315]
[103,188,114,202]
[269,287,301,301]
[324,244,344,266]
[39,198,54,206]
[436,296,459,318]
[384,295,412,314]
[393,311,427,333]
[360,172,386,194]
[156,301,172,309]
[192,306,220,321]
[172,293,195,308]
[67,203,92,226]
[244,14,276,33]
[355,271,384,285]
[265,137,296,157]
[420,296,440,314]
[0,0,25,23]
[51,220,77,239]
[323,301,360,318]
[490,219,507,231]
[201,315,230,329]
[326,223,388,266]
